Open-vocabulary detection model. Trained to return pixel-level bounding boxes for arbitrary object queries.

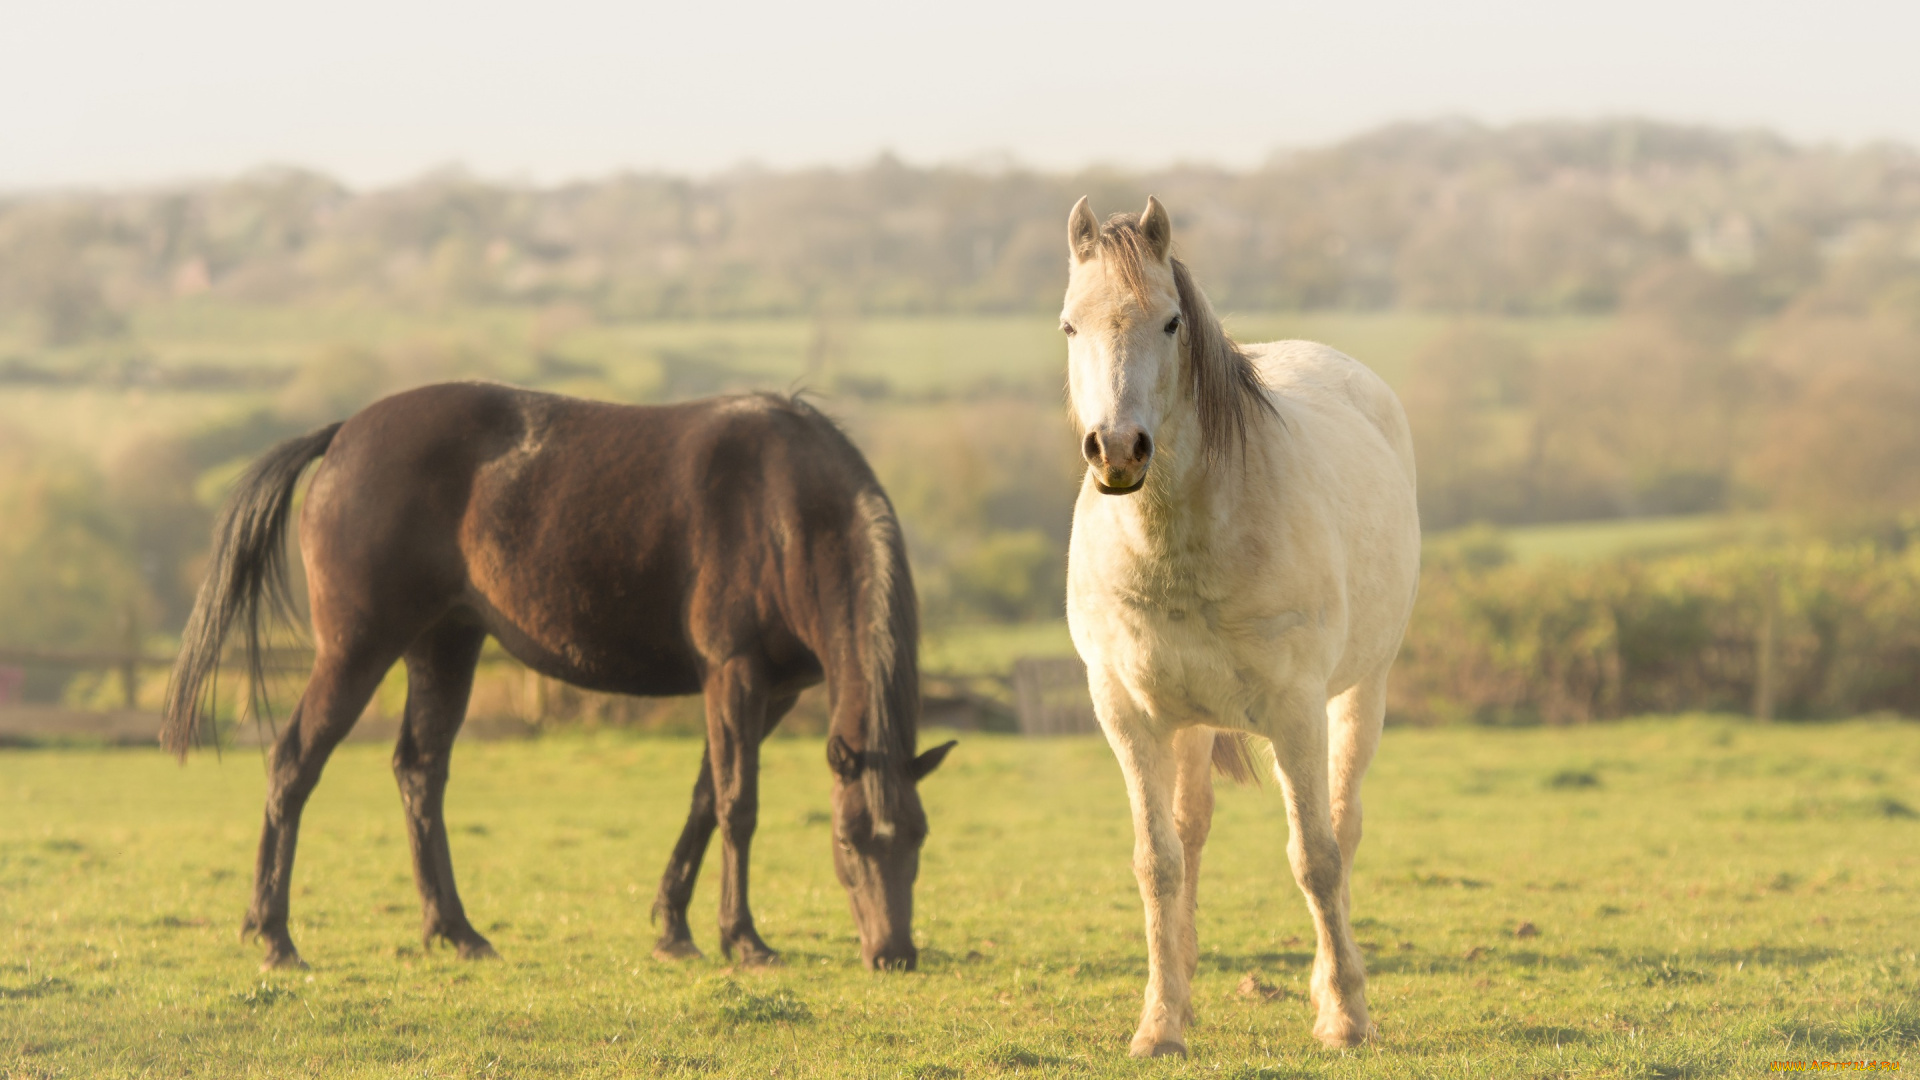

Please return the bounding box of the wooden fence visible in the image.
[1010,656,1100,735]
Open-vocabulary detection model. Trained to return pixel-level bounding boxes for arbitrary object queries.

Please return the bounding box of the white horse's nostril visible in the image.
[1083,431,1102,464]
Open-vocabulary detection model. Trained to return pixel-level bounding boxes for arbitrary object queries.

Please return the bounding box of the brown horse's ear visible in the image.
[1139,196,1172,261]
[1068,196,1100,263]
[827,734,863,781]
[909,740,957,782]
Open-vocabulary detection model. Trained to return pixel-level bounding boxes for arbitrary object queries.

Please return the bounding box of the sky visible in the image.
[3,0,1917,191]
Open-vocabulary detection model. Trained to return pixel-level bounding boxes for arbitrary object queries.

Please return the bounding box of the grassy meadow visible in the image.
[4,718,1917,1078]
[0,303,1613,456]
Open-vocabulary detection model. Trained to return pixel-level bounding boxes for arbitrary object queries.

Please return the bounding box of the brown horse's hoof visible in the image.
[720,931,781,968]
[260,950,309,972]
[652,939,704,962]
[736,948,783,969]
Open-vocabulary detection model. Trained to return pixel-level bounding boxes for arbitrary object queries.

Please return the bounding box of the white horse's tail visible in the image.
[1212,731,1264,786]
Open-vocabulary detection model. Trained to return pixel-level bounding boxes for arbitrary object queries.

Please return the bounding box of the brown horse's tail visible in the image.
[850,486,923,829]
[161,422,342,758]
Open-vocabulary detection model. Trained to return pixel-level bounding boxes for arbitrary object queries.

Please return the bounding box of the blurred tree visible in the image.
[855,397,1078,626]
[0,431,147,666]
[1529,320,1757,520]
[1404,324,1534,528]
[947,529,1063,622]
[275,346,391,425]
[1621,260,1763,346]
[1749,314,1920,517]
[0,212,126,344]
[104,436,213,631]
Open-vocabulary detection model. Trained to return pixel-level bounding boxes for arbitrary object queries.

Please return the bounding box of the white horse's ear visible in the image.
[1068,196,1100,263]
[1140,196,1172,261]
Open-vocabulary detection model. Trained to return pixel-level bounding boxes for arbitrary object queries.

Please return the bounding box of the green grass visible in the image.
[5,718,1917,1077]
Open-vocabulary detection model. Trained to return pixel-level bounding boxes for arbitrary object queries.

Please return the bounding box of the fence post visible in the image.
[119,607,140,711]
[1011,657,1099,735]
[1013,660,1041,734]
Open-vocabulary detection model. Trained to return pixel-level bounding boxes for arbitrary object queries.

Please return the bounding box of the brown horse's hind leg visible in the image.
[244,648,396,969]
[650,742,716,961]
[393,618,495,959]
[650,692,796,961]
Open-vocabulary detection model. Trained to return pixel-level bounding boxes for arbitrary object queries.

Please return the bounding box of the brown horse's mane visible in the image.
[850,485,921,830]
[1094,213,1278,463]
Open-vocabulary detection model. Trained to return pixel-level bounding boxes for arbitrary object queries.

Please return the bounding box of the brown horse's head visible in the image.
[827,734,955,970]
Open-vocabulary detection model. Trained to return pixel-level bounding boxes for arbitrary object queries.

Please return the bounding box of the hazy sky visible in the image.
[4,0,1916,191]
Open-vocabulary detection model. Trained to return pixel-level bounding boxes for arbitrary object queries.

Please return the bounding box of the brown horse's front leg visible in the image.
[704,658,778,966]
[651,693,796,962]
[651,745,717,960]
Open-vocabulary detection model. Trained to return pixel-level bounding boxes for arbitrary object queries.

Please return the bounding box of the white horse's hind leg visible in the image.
[1093,675,1192,1058]
[1171,726,1217,1014]
[1267,687,1373,1048]
[1327,672,1388,923]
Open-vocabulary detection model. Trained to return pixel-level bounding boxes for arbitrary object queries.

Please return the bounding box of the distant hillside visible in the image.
[2,119,1916,337]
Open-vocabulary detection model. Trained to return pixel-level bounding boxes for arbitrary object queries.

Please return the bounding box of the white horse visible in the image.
[1061,197,1420,1055]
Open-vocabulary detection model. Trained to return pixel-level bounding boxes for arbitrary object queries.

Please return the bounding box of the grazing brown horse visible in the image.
[163,383,954,972]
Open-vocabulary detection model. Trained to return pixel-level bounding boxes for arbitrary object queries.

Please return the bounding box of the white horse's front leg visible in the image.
[1170,726,1217,1009]
[1265,687,1374,1048]
[1093,676,1191,1058]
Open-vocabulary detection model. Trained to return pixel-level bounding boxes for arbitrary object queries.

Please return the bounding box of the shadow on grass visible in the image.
[1198,951,1316,975]
[1513,1023,1592,1045]
[1690,946,1839,968]
[1775,1005,1920,1052]
[1363,943,1844,980]
[0,975,74,999]
[973,1041,1084,1071]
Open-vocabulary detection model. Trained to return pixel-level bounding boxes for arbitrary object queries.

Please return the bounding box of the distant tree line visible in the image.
[2,119,1916,334]
[1402,294,1920,528]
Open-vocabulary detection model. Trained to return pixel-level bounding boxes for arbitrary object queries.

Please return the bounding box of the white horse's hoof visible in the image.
[1313,1015,1375,1048]
[1129,1034,1188,1058]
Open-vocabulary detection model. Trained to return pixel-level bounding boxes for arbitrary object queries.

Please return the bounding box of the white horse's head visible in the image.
[1062,197,1272,496]
[1062,196,1182,495]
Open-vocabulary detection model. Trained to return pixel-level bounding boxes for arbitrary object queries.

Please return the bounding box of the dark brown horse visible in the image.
[162,382,954,972]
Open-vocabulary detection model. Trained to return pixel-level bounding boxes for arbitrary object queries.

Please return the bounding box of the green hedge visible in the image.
[1391,541,1920,724]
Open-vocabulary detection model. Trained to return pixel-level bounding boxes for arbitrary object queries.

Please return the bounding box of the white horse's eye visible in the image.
[1061,321,1077,337]
[1164,315,1181,335]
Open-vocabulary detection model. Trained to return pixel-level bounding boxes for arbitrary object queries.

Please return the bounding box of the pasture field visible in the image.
[0,304,1613,458]
[4,718,1917,1078]
[1457,516,1787,566]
